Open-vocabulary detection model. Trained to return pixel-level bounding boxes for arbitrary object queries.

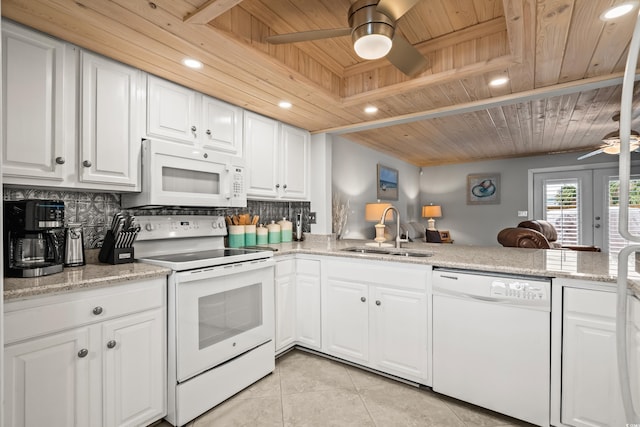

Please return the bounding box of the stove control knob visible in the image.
[211,221,218,229]
[145,223,154,232]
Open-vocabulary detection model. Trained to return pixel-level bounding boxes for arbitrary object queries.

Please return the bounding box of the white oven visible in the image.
[133,216,275,426]
[121,139,246,208]
[174,260,274,382]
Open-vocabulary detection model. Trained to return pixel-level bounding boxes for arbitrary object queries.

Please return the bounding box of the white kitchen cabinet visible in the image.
[274,257,322,353]
[295,258,322,349]
[2,20,70,182]
[275,258,297,352]
[561,286,639,427]
[79,50,143,188]
[3,278,166,427]
[2,20,143,192]
[323,258,430,384]
[147,75,243,156]
[245,111,310,201]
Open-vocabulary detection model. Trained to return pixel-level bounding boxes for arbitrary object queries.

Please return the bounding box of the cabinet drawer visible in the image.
[327,259,428,290]
[5,278,165,344]
[276,258,295,276]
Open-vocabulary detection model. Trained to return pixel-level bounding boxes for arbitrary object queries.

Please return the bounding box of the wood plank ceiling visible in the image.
[3,0,640,166]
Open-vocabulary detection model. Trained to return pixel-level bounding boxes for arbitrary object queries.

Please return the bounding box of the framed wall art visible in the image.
[377,164,399,200]
[467,173,500,205]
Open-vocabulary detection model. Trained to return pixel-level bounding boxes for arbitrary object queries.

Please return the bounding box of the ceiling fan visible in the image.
[577,112,640,160]
[264,0,429,77]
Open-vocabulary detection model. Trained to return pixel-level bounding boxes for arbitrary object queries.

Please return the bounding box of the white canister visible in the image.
[267,221,281,244]
[278,217,292,243]
[256,225,268,245]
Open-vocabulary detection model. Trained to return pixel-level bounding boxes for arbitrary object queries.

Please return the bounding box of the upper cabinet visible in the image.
[245,111,310,201]
[2,20,143,192]
[2,20,70,182]
[147,75,243,156]
[79,51,143,187]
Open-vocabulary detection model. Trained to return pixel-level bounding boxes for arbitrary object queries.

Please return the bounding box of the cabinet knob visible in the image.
[375,300,381,306]
[82,160,92,168]
[283,184,287,190]
[191,125,197,132]
[77,348,89,358]
[206,129,212,136]
[106,340,117,349]
[55,156,65,165]
[595,224,601,228]
[92,306,103,315]
[276,184,280,189]
[360,296,366,302]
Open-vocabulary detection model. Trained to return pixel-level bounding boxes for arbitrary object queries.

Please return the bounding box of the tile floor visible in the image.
[154,349,535,427]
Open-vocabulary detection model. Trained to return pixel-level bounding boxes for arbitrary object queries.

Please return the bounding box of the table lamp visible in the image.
[422,205,442,230]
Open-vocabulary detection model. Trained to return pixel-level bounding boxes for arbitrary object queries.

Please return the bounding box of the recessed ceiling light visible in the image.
[183,58,202,69]
[489,77,509,87]
[601,2,638,20]
[279,101,292,109]
[364,106,378,114]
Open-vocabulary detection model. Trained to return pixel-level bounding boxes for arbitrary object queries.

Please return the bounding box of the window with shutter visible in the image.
[543,179,579,246]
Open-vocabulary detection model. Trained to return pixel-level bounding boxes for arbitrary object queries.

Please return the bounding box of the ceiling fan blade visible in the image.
[385,34,429,77]
[577,148,605,160]
[376,0,422,21]
[265,28,351,44]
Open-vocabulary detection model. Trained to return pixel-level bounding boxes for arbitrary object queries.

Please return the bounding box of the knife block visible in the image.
[99,230,135,264]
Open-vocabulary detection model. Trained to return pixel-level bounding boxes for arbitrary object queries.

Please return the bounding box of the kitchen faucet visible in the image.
[380,205,408,249]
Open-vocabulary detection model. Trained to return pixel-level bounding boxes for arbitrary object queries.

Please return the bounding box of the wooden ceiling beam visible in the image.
[184,0,243,24]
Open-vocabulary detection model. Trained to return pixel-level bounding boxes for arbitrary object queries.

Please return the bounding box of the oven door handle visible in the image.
[175,258,275,283]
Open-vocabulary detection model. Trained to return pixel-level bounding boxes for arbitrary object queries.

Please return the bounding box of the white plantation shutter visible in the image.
[543,179,579,245]
[607,177,640,255]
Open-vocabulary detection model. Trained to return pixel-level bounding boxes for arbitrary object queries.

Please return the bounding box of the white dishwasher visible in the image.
[432,268,551,427]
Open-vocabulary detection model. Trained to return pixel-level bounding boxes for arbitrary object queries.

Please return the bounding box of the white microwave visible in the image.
[121,139,246,208]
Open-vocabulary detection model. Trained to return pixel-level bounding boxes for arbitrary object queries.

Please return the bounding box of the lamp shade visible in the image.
[365,203,393,222]
[422,205,442,218]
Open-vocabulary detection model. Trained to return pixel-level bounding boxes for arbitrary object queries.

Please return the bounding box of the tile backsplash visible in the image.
[3,188,311,249]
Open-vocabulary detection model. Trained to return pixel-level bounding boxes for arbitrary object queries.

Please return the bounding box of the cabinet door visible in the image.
[370,286,428,382]
[324,278,369,364]
[79,51,142,188]
[562,288,625,426]
[201,95,243,156]
[275,259,296,352]
[102,308,165,427]
[245,111,279,198]
[280,124,310,200]
[4,327,91,427]
[296,260,321,349]
[2,21,68,181]
[147,75,197,143]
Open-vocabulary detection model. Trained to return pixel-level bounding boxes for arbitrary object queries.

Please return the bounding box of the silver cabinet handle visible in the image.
[55,156,65,165]
[92,306,103,315]
[78,349,89,358]
[360,296,366,302]
[206,129,211,136]
[82,160,92,168]
[375,300,381,306]
[106,340,116,349]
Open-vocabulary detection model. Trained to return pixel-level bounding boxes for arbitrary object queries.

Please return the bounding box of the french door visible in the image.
[533,166,640,254]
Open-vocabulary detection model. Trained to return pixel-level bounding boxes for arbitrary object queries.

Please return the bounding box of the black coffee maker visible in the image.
[4,199,65,277]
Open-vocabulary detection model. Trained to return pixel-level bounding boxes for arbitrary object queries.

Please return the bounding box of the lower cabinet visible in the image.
[560,286,640,427]
[274,257,321,353]
[3,278,166,427]
[323,258,430,384]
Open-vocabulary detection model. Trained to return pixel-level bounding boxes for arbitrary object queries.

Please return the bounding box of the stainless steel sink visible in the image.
[341,247,433,258]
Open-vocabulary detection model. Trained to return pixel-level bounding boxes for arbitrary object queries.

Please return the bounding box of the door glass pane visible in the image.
[198,283,262,350]
[544,179,579,245]
[607,177,640,255]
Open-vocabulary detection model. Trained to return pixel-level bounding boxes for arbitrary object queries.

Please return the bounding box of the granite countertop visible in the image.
[269,236,640,294]
[3,250,171,302]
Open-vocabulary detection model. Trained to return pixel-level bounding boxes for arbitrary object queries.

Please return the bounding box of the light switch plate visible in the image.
[517,210,528,217]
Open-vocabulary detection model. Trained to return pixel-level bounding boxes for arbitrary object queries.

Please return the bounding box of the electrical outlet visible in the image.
[518,210,528,217]
[308,212,317,224]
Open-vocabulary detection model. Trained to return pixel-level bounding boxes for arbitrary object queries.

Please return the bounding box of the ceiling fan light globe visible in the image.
[354,33,392,59]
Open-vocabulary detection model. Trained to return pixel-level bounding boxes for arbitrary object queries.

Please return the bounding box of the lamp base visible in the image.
[427,218,436,230]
